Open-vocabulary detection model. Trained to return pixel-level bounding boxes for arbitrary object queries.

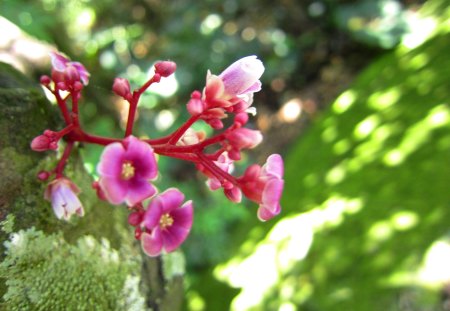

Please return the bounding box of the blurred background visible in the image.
[1,0,449,310]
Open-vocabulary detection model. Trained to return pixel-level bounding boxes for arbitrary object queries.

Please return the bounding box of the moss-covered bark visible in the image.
[0,62,185,310]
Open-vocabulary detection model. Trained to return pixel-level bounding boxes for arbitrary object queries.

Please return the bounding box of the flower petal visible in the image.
[263,154,284,179]
[125,178,157,207]
[124,136,158,180]
[170,200,193,230]
[143,199,163,229]
[257,203,281,222]
[141,229,163,257]
[262,178,284,211]
[97,142,125,177]
[162,225,191,253]
[157,188,185,213]
[99,177,128,205]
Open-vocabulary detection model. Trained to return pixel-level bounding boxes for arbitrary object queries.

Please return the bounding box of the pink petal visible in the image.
[262,178,284,211]
[263,154,284,179]
[99,177,128,205]
[125,179,157,207]
[170,200,193,230]
[162,225,191,253]
[50,52,69,71]
[242,81,262,94]
[97,142,125,177]
[124,136,158,180]
[141,230,163,257]
[257,203,281,221]
[143,199,163,230]
[158,188,185,213]
[205,75,225,102]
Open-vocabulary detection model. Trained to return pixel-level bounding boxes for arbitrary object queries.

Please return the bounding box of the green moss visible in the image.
[0,227,146,311]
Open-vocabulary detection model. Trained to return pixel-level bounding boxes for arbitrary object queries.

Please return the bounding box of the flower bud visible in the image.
[112,77,131,98]
[31,135,51,152]
[154,61,177,77]
[219,55,264,96]
[40,75,51,86]
[187,97,205,116]
[37,171,51,181]
[226,128,263,150]
[128,211,143,227]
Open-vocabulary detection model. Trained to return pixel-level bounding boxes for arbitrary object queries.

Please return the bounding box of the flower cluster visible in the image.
[32,52,284,256]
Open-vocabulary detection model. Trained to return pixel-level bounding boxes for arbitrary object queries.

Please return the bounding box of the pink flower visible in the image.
[50,52,90,85]
[203,56,264,113]
[239,154,284,221]
[140,188,193,257]
[219,55,264,97]
[44,178,84,221]
[97,136,158,206]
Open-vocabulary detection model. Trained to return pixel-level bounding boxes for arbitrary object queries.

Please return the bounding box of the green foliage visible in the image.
[0,225,146,311]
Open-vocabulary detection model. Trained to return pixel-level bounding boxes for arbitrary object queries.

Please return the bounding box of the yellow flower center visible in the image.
[121,161,135,180]
[160,213,174,229]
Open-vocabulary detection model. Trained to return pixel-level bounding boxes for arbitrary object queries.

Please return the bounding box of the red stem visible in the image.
[53,88,72,124]
[167,115,201,145]
[54,141,74,178]
[195,152,239,187]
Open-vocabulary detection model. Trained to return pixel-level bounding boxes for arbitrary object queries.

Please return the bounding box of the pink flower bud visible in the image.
[226,128,263,150]
[37,171,51,181]
[40,75,51,86]
[224,186,242,203]
[112,77,131,98]
[234,112,248,126]
[31,135,51,152]
[154,61,177,77]
[128,211,143,227]
[187,97,205,116]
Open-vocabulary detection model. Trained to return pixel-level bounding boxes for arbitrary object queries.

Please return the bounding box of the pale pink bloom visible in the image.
[219,55,264,97]
[203,56,264,112]
[239,154,284,221]
[44,178,84,221]
[112,77,131,98]
[97,136,158,206]
[140,188,193,257]
[50,52,90,85]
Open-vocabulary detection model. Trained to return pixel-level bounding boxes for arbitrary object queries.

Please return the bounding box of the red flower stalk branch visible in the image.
[31,52,285,256]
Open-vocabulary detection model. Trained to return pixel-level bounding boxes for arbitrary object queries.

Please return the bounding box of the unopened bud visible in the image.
[31,135,51,152]
[154,61,177,77]
[224,186,242,203]
[187,97,205,116]
[134,227,143,240]
[37,171,50,181]
[112,78,131,98]
[128,211,143,227]
[234,112,248,126]
[40,75,51,86]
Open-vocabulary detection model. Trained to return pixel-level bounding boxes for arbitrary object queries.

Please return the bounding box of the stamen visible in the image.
[160,213,174,229]
[121,161,135,180]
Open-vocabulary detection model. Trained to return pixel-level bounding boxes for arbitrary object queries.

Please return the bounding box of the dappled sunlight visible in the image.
[215,195,364,311]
